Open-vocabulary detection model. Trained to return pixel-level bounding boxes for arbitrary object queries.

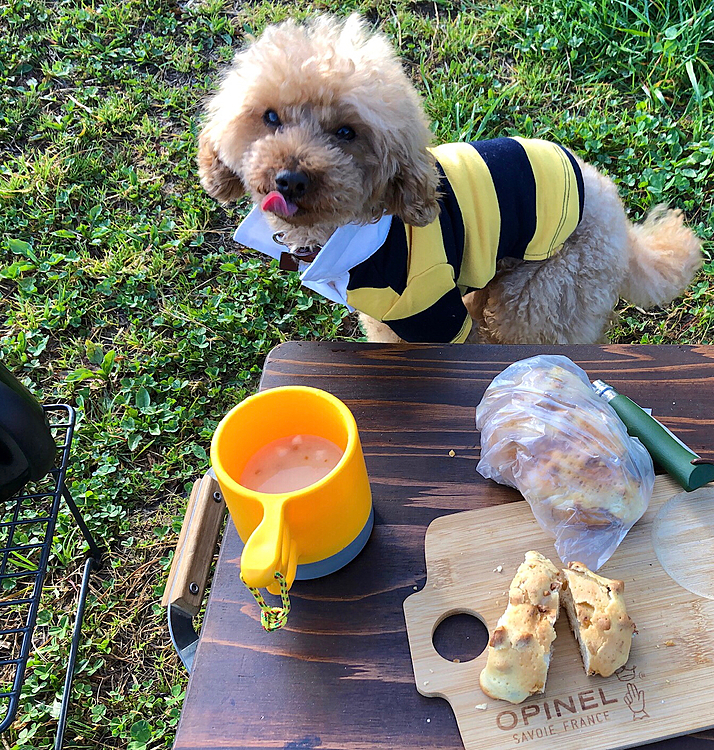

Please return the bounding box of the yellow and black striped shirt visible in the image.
[346,137,584,343]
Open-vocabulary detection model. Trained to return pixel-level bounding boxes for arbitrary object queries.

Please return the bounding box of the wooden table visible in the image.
[174,343,714,750]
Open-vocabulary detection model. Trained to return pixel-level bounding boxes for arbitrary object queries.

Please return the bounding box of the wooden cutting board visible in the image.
[403,475,714,750]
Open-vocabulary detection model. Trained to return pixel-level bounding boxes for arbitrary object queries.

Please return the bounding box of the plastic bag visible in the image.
[475,355,654,570]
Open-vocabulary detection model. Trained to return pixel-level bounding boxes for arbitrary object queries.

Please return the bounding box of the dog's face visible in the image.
[198,15,440,246]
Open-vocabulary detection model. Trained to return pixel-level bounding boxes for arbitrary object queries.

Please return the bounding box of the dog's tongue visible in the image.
[261,191,298,217]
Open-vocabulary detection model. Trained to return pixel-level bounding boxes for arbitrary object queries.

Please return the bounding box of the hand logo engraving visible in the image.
[624,682,650,720]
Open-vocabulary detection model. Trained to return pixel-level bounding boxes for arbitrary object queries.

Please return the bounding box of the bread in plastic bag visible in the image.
[475,355,654,570]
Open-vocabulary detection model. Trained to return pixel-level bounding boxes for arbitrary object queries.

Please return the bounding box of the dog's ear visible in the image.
[197,131,246,204]
[383,145,440,227]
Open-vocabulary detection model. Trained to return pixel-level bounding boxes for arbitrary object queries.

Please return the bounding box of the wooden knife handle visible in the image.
[162,473,226,615]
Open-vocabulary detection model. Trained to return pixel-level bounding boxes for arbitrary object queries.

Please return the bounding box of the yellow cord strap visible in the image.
[241,571,291,631]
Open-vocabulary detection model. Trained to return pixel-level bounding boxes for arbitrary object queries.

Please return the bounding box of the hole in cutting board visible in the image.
[432,611,488,663]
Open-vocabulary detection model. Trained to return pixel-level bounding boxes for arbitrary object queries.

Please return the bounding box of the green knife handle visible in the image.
[607,393,714,492]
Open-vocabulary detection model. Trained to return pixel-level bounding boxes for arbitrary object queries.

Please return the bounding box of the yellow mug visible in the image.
[210,386,373,597]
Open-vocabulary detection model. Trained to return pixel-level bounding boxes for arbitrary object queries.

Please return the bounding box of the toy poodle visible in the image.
[197,14,702,344]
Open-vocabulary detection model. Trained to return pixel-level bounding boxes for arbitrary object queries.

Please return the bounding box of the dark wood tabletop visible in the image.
[174,343,714,750]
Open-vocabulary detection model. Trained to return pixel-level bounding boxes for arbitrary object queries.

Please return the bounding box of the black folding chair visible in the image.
[0,404,105,749]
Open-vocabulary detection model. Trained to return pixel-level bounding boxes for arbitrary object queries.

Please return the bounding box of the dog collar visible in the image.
[271,232,322,270]
[233,206,393,308]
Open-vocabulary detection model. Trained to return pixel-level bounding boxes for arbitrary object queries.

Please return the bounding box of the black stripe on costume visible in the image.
[435,163,465,275]
[470,139,536,261]
[382,286,469,343]
[559,146,584,223]
[347,218,409,294]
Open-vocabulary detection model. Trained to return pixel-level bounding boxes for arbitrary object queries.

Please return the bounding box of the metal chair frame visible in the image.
[0,404,104,749]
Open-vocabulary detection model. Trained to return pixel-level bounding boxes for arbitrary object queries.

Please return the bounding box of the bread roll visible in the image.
[479,551,563,704]
[477,361,649,530]
[561,561,637,677]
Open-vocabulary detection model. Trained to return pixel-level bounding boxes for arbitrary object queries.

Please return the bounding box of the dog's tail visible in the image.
[620,205,702,309]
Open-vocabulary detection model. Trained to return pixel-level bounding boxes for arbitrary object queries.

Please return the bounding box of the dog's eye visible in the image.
[335,125,356,141]
[263,110,281,128]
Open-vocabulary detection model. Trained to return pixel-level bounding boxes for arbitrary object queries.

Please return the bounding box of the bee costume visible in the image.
[234,137,584,343]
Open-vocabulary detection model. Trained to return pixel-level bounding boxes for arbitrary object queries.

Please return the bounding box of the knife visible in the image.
[162,469,226,672]
[592,380,714,491]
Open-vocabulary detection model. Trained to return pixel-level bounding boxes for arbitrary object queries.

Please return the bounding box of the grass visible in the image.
[0,0,713,747]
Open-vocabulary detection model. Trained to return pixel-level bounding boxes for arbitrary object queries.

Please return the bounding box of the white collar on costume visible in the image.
[232,206,393,310]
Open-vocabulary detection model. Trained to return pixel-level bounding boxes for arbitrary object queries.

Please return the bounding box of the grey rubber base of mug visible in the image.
[294,506,375,581]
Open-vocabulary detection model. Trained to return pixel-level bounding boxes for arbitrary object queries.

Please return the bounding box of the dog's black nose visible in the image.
[275,170,309,201]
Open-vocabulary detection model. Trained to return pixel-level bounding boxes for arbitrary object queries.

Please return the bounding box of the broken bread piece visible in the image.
[479,551,564,704]
[561,561,637,677]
